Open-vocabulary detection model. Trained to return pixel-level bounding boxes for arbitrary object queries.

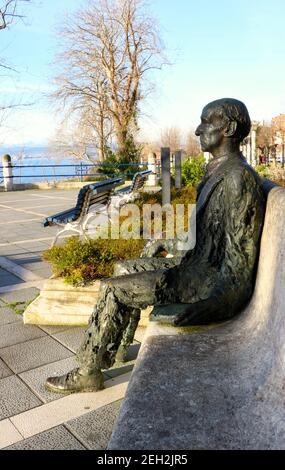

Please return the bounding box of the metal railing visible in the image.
[0,162,150,184]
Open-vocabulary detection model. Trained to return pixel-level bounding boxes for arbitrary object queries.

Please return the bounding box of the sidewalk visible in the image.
[0,189,143,450]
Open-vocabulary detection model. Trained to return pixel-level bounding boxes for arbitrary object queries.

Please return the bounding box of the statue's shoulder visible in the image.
[224,158,263,193]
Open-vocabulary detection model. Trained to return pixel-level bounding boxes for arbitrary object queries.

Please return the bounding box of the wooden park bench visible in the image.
[42,178,123,247]
[43,171,152,247]
[111,170,152,209]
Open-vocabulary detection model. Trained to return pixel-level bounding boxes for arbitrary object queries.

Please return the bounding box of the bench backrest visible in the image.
[130,170,152,192]
[116,170,152,195]
[42,178,123,227]
[76,178,123,220]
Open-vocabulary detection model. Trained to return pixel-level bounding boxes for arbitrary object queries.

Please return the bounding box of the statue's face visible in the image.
[195,105,227,153]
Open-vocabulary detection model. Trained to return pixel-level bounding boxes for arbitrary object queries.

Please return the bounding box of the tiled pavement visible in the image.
[0,189,144,450]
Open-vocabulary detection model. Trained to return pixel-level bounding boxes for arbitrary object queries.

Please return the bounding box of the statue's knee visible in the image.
[113,260,135,277]
[100,279,111,290]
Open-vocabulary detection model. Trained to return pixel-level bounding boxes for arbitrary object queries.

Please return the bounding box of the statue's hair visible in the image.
[206,98,251,141]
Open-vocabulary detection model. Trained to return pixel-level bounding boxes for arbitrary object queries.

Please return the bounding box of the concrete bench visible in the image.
[42,178,122,246]
[109,182,285,450]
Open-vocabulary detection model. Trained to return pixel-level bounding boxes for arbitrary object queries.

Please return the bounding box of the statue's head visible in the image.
[195,98,251,154]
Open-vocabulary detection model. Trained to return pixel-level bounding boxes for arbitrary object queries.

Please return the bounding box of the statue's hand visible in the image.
[140,239,165,258]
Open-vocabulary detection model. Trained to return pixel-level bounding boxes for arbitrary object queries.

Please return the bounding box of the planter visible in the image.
[23,277,152,327]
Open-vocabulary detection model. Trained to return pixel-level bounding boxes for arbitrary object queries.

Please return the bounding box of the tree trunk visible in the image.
[115,126,128,156]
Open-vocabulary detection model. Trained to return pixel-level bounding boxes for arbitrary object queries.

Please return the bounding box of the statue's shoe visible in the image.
[45,368,104,394]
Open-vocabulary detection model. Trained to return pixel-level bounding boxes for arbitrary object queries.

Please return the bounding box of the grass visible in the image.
[5,298,36,315]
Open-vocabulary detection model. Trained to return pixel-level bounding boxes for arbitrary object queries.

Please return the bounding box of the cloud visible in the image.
[0,109,59,145]
[0,81,53,94]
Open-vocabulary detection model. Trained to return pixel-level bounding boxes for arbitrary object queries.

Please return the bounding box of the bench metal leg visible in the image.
[51,226,82,247]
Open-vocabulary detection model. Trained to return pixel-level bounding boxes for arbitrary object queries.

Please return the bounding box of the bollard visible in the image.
[147,152,158,186]
[161,147,171,205]
[175,150,182,189]
[2,154,13,192]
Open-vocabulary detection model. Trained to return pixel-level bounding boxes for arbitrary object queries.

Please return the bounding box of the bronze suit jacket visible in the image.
[164,153,266,321]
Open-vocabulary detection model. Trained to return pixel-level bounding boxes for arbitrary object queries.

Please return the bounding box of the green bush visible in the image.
[42,186,197,286]
[255,164,270,178]
[182,155,206,187]
[43,237,145,286]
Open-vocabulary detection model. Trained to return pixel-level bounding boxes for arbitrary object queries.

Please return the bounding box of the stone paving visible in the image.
[0,189,143,450]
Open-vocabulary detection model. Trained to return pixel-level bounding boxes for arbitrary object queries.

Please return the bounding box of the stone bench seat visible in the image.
[109,185,285,450]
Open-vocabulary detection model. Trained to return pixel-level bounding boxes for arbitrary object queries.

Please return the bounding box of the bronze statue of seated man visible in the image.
[45,98,266,394]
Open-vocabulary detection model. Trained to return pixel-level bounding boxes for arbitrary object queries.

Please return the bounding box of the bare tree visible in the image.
[0,0,31,143]
[0,0,30,30]
[185,129,200,157]
[0,1,31,71]
[52,77,114,162]
[50,104,113,163]
[53,0,165,161]
[256,123,274,154]
[160,126,182,153]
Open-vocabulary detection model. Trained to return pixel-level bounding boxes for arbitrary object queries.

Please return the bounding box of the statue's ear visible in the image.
[224,121,237,137]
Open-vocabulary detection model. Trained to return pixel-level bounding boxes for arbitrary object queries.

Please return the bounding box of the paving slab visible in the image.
[31,267,52,278]
[105,363,135,379]
[0,257,43,283]
[0,322,46,349]
[0,375,42,420]
[10,372,131,438]
[0,273,24,288]
[0,358,13,379]
[105,343,140,379]
[4,425,85,450]
[0,244,32,254]
[53,328,86,352]
[0,336,73,373]
[7,253,42,262]
[16,261,47,270]
[0,306,22,325]
[38,324,75,335]
[0,287,39,304]
[0,419,23,449]
[66,399,122,450]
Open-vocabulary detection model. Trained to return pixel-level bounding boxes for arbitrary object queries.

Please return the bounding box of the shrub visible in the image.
[171,186,196,205]
[255,164,270,178]
[182,155,205,187]
[255,163,285,184]
[43,237,145,286]
[42,186,197,286]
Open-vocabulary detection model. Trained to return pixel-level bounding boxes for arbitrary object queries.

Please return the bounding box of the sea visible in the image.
[0,145,97,184]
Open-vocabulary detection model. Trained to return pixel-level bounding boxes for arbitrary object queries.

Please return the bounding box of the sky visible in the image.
[1,0,285,146]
